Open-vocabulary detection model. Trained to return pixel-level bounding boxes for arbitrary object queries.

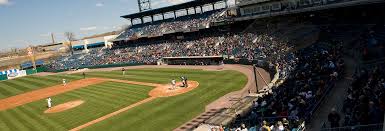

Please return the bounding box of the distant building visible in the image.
[65,31,119,52]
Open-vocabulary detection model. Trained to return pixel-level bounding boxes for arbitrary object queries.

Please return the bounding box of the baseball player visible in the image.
[181,76,188,88]
[171,79,176,90]
[62,79,66,86]
[180,76,185,87]
[122,68,126,76]
[184,76,188,88]
[82,72,86,79]
[47,97,52,108]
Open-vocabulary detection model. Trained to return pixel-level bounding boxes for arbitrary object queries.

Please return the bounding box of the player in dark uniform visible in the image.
[180,76,188,88]
[184,76,188,87]
[180,76,185,87]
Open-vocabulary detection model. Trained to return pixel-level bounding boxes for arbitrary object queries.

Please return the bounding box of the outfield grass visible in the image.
[0,74,82,99]
[0,68,247,131]
[0,82,152,131]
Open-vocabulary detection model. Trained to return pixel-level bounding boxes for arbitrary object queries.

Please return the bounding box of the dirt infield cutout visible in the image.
[44,100,85,113]
[0,77,199,131]
[149,81,199,97]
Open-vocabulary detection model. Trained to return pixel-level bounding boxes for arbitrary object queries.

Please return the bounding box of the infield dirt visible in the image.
[44,100,85,113]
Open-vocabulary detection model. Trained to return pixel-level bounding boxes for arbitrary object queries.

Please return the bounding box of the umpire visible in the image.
[184,76,188,87]
[82,72,86,79]
[181,76,188,88]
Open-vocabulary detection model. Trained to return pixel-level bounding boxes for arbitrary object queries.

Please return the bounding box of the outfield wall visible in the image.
[0,67,47,81]
[0,74,7,81]
[44,63,145,73]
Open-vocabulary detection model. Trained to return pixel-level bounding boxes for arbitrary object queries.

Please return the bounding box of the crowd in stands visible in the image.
[360,25,385,61]
[47,32,292,71]
[332,25,385,128]
[229,43,344,131]
[341,66,385,127]
[116,9,228,40]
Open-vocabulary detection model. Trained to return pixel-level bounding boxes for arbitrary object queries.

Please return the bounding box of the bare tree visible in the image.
[64,32,76,55]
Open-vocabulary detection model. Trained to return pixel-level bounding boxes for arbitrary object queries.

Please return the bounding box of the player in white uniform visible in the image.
[62,79,66,86]
[122,68,125,76]
[47,97,52,108]
[171,79,176,90]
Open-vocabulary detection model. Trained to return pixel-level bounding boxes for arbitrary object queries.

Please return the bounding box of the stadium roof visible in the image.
[82,31,120,40]
[36,43,62,47]
[121,0,224,19]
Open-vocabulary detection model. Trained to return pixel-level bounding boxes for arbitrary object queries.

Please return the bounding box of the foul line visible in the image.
[69,97,156,131]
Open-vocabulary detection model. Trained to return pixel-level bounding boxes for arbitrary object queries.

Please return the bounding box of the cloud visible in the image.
[39,33,51,37]
[112,26,122,30]
[80,26,97,31]
[13,40,28,44]
[102,26,110,30]
[95,2,104,7]
[112,25,130,30]
[0,0,12,6]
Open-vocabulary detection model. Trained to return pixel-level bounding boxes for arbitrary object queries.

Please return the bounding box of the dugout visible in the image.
[161,56,224,65]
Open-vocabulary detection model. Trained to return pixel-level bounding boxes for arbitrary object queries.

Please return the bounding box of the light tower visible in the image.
[27,46,37,71]
[138,0,151,12]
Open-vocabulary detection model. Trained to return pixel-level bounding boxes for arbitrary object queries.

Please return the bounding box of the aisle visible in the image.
[307,51,358,130]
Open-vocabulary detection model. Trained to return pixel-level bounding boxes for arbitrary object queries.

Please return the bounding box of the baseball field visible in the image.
[0,67,248,131]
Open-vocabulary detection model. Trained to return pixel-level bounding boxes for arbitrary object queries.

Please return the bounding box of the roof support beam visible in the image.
[173,10,176,19]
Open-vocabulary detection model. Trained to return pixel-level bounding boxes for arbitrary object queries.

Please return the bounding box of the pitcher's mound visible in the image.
[44,100,84,114]
[149,81,199,97]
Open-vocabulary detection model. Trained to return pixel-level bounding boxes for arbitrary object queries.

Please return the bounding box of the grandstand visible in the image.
[117,1,385,130]
[113,0,231,41]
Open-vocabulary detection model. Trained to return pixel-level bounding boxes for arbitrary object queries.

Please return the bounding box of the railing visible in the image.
[227,116,306,131]
[223,58,276,80]
[320,123,383,131]
[362,57,385,67]
[304,80,336,122]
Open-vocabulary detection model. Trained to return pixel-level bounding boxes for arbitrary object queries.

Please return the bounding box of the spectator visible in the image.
[328,108,341,128]
[342,66,385,126]
[260,121,271,131]
[229,42,343,130]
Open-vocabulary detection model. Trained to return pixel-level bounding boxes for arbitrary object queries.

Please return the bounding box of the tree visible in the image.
[64,32,76,55]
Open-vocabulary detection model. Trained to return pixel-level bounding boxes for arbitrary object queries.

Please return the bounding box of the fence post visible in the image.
[253,64,259,93]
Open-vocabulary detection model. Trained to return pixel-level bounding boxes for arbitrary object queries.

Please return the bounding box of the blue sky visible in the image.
[0,0,218,50]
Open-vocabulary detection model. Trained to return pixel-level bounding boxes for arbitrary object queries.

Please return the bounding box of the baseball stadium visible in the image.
[0,0,385,131]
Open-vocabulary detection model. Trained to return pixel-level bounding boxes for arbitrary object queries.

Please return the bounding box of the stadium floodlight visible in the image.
[138,0,151,12]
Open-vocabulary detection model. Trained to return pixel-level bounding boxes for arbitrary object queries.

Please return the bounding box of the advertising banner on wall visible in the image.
[7,70,27,79]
